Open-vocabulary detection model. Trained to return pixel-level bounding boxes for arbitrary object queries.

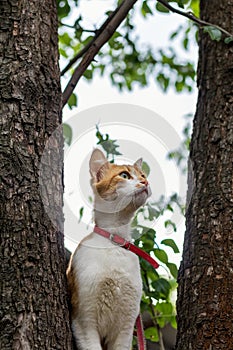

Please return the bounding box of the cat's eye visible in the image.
[119,171,131,179]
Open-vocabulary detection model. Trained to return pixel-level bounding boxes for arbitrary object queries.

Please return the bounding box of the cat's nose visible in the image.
[140,179,148,186]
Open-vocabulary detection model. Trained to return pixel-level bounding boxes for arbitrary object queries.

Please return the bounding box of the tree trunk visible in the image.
[0,0,72,348]
[176,1,233,349]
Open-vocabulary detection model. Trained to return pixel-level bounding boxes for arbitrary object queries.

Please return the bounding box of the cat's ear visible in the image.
[89,149,109,181]
[134,158,143,169]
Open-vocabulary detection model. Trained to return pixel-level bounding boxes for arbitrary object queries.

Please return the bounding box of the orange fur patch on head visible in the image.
[94,163,147,198]
[89,149,149,203]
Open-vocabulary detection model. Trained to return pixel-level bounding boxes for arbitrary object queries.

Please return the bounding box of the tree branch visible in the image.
[61,39,95,76]
[60,11,119,77]
[157,0,233,37]
[62,0,138,106]
[61,0,137,78]
[60,21,99,77]
[59,21,97,33]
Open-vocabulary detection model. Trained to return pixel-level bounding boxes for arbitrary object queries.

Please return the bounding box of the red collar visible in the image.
[94,225,159,270]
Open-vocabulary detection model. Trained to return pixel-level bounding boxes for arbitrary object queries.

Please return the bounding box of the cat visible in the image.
[67,148,151,350]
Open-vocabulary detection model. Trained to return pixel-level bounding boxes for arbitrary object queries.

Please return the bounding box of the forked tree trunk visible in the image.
[176,1,233,349]
[0,0,72,348]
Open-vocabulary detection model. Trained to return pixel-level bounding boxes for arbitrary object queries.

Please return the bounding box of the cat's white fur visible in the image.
[67,149,151,350]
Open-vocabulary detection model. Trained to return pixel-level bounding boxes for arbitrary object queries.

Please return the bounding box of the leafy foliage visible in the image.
[95,125,122,162]
[161,238,180,253]
[58,0,199,108]
[144,326,159,342]
[57,0,71,19]
[203,25,233,44]
[67,92,78,109]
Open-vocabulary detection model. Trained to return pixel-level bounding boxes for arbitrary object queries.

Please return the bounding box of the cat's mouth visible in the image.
[135,185,151,197]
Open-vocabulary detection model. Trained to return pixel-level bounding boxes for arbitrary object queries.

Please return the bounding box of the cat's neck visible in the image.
[94,209,134,240]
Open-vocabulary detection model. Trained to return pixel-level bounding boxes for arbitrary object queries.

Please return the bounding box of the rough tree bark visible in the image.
[176,1,233,349]
[0,0,72,348]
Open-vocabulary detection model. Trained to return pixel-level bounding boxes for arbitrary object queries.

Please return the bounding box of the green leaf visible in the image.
[183,37,189,50]
[154,248,168,264]
[166,203,174,212]
[67,93,78,109]
[109,32,123,50]
[59,47,68,58]
[156,2,169,13]
[95,125,122,158]
[81,35,94,47]
[100,140,122,157]
[59,32,72,46]
[170,315,177,329]
[203,26,222,42]
[157,73,170,92]
[155,301,173,316]
[111,31,122,39]
[152,278,171,299]
[161,239,179,253]
[155,301,174,327]
[144,327,159,342]
[141,1,153,17]
[75,27,84,41]
[166,262,178,279]
[147,205,160,221]
[78,207,84,223]
[190,0,199,17]
[175,80,185,92]
[83,69,93,80]
[225,36,233,44]
[132,228,141,240]
[142,161,150,176]
[142,237,155,251]
[146,228,156,240]
[98,64,105,76]
[63,123,73,145]
[170,30,179,40]
[164,219,177,232]
[146,268,159,283]
[177,0,184,8]
[57,0,71,19]
[176,0,190,8]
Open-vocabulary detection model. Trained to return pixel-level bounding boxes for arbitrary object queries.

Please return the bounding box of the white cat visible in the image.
[67,149,151,350]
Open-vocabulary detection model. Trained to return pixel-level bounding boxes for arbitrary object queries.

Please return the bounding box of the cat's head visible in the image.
[89,149,151,215]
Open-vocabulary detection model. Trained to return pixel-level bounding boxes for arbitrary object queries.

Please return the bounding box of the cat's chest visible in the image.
[73,235,141,287]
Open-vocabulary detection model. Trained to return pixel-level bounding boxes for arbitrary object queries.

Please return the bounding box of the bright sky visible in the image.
[59,1,198,269]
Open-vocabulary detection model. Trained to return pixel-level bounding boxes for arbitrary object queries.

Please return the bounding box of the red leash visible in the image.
[136,314,146,350]
[93,225,159,350]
